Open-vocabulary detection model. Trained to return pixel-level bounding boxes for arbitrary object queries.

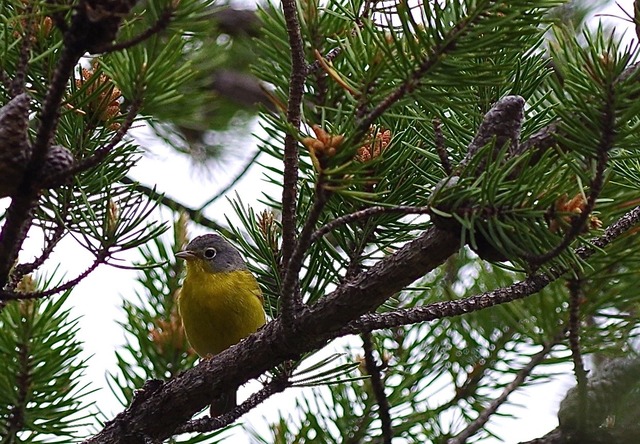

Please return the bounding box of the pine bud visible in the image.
[106,198,120,236]
[174,211,189,251]
[0,94,32,197]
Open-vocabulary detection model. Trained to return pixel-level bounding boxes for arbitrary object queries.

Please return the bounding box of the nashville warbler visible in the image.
[176,234,266,416]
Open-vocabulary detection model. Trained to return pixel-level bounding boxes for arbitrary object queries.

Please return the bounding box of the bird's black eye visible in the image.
[204,247,217,259]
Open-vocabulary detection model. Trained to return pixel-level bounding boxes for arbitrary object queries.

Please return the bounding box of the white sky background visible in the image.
[7,1,638,442]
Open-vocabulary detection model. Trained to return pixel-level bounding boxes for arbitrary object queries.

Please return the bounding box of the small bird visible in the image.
[176,234,266,416]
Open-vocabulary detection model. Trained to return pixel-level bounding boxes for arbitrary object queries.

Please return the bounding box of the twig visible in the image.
[12,224,66,284]
[523,80,615,268]
[567,277,588,431]
[447,337,559,444]
[119,176,233,238]
[311,205,431,243]
[101,6,175,53]
[0,253,105,302]
[361,331,393,444]
[281,187,329,308]
[279,0,307,280]
[341,205,640,334]
[306,47,343,74]
[175,376,290,434]
[64,98,141,177]
[342,272,556,337]
[197,149,261,211]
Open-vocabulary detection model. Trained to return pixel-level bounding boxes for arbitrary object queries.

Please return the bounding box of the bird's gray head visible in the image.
[175,234,247,273]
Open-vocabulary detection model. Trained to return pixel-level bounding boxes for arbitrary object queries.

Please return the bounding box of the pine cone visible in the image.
[40,145,74,188]
[558,357,640,437]
[0,94,32,197]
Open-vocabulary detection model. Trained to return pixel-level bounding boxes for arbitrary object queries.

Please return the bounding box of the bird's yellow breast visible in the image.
[178,261,266,357]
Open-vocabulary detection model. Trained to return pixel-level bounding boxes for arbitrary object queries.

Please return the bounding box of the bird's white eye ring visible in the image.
[204,247,217,259]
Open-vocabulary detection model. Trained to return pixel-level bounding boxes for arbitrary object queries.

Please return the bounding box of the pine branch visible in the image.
[280,0,307,291]
[523,79,615,267]
[311,205,432,243]
[361,332,393,444]
[65,98,142,177]
[119,176,233,237]
[354,4,480,140]
[0,0,136,288]
[101,5,176,53]
[567,277,588,431]
[342,204,640,334]
[176,376,290,434]
[84,200,640,442]
[447,336,560,444]
[5,339,30,437]
[83,226,459,442]
[0,34,82,289]
[1,253,106,302]
[196,149,261,211]
[67,3,640,442]
[1,292,92,439]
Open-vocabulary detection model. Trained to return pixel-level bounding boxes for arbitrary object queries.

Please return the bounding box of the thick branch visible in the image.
[341,205,640,334]
[85,204,640,442]
[84,227,459,443]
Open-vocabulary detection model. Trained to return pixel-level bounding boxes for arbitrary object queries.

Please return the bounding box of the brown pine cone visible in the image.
[0,94,32,197]
[40,145,74,189]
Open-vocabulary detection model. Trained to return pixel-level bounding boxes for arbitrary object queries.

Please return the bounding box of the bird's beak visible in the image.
[175,250,197,261]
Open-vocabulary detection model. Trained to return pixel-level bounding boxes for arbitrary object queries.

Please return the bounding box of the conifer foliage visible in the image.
[1,0,640,443]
